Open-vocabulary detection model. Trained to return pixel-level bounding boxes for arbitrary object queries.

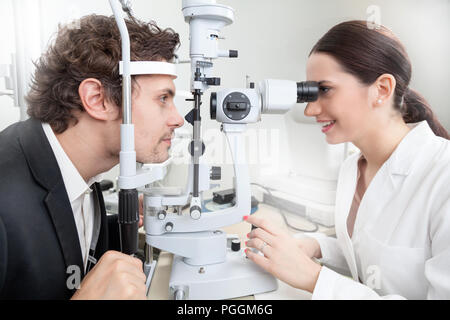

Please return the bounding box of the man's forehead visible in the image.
[134,74,176,94]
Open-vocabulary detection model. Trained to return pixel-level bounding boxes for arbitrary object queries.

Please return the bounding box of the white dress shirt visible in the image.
[42,123,103,271]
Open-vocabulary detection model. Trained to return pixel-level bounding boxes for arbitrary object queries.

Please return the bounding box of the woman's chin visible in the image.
[325,134,346,145]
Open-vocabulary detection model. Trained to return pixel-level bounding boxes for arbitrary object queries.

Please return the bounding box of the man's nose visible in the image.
[304,100,322,117]
[169,104,185,128]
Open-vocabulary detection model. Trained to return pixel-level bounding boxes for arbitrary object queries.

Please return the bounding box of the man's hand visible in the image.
[71,251,147,300]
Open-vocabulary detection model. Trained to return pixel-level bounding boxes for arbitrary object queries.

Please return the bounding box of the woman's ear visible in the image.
[372,73,396,107]
[78,78,119,121]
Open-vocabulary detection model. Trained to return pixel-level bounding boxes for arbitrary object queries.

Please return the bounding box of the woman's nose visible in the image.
[304,101,322,117]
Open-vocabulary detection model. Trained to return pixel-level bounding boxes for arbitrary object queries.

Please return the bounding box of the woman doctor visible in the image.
[244,20,450,299]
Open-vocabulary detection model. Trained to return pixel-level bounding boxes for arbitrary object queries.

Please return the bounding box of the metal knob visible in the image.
[174,289,186,300]
[190,206,201,220]
[165,222,174,232]
[157,210,166,220]
[231,239,241,252]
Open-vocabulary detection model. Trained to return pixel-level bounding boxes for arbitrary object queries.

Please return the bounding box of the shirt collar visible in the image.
[354,121,435,177]
[386,120,435,176]
[42,123,103,202]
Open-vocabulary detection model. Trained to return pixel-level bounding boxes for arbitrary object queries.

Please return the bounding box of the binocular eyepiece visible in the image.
[297,81,319,103]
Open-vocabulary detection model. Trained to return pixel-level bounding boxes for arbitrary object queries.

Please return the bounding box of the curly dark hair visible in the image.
[26,14,180,133]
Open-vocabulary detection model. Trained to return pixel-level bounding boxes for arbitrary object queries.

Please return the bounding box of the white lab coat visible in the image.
[308,121,450,299]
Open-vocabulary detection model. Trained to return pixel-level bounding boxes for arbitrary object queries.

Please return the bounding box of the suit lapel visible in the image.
[45,183,85,276]
[18,118,84,277]
[91,182,109,259]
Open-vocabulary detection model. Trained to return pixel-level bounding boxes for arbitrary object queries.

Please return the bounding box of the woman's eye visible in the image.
[319,86,330,94]
[160,96,167,103]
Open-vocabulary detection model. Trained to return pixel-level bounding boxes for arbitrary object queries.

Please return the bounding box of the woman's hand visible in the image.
[295,236,322,259]
[244,214,322,293]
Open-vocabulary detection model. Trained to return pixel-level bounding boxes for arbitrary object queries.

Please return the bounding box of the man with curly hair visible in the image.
[0,14,184,299]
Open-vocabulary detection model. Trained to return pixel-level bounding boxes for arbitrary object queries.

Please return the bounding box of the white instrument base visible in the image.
[168,248,278,300]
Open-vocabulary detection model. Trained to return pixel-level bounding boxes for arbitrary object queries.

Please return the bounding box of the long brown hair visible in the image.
[26,14,180,134]
[310,20,449,139]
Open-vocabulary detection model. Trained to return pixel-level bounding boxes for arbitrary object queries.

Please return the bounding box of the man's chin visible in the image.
[138,153,169,164]
[156,153,170,163]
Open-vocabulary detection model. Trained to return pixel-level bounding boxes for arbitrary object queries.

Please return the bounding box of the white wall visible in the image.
[0,0,19,130]
[1,0,449,187]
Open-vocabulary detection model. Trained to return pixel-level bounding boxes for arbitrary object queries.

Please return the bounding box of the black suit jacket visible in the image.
[0,118,119,299]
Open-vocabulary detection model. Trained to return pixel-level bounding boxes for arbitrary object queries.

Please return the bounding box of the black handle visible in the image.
[118,189,139,255]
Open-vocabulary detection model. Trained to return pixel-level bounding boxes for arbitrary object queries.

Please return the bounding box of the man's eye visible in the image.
[160,96,167,103]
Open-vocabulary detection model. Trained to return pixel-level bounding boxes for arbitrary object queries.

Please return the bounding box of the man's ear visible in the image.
[372,73,396,107]
[78,78,119,121]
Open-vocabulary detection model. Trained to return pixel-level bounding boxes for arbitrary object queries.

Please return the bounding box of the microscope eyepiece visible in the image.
[297,81,319,103]
[210,80,319,123]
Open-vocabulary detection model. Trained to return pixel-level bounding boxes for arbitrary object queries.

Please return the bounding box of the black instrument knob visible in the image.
[231,239,241,252]
[210,166,221,180]
[99,179,114,191]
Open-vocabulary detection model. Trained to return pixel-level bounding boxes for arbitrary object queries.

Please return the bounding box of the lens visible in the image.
[297,81,319,103]
[210,92,217,120]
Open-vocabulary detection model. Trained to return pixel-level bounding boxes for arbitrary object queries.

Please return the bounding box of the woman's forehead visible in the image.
[307,53,355,84]
[307,53,341,77]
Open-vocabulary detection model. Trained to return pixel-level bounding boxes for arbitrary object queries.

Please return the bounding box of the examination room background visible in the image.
[0,0,449,189]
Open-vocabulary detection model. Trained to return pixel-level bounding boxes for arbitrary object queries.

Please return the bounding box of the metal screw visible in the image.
[165,222,174,232]
[158,210,166,220]
[190,209,201,220]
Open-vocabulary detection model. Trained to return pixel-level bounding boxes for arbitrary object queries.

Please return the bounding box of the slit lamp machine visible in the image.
[109,0,319,300]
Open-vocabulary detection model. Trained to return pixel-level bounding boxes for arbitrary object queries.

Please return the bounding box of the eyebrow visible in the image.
[318,80,333,86]
[157,88,175,97]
